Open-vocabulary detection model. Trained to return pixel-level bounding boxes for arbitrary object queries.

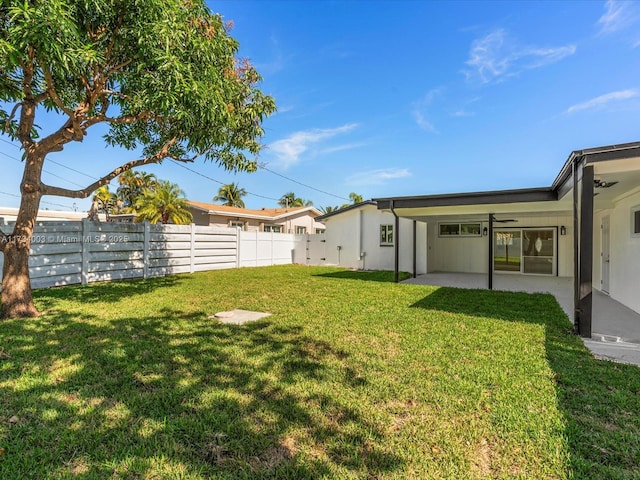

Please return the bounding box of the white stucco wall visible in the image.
[426,214,573,277]
[605,189,640,314]
[322,204,427,274]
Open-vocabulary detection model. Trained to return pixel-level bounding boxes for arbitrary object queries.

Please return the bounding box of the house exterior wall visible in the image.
[322,204,427,274]
[426,214,573,277]
[187,206,324,233]
[600,189,640,314]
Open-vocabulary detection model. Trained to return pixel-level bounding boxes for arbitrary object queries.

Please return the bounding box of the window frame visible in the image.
[380,224,394,246]
[295,226,307,235]
[229,220,245,230]
[632,205,640,237]
[438,222,482,237]
[264,225,282,233]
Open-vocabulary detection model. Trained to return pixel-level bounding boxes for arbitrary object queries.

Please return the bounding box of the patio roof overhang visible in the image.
[373,141,640,340]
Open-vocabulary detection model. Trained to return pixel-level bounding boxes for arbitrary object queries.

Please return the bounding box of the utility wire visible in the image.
[0,149,88,188]
[0,137,98,181]
[258,164,350,201]
[0,190,76,210]
[169,159,280,202]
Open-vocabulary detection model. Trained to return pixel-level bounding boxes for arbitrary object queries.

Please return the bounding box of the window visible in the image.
[230,221,245,230]
[264,225,282,233]
[315,228,325,234]
[380,224,393,245]
[633,206,640,237]
[439,222,481,237]
[295,226,307,234]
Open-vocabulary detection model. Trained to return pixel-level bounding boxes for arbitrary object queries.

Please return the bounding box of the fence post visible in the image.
[190,223,196,274]
[255,229,259,267]
[235,228,241,268]
[143,221,150,279]
[81,218,90,285]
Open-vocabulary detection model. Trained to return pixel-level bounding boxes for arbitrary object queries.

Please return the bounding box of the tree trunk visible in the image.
[1,241,38,318]
[1,152,43,319]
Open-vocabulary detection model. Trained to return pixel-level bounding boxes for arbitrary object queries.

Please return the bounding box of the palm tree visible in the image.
[117,170,158,212]
[349,192,363,204]
[278,192,313,208]
[214,182,247,208]
[135,181,193,224]
[91,185,117,218]
[339,192,364,209]
[319,205,339,214]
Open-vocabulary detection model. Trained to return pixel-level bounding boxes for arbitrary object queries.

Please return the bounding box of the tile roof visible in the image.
[187,201,320,219]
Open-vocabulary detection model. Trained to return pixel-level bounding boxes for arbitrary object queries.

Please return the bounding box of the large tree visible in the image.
[213,182,246,208]
[0,0,275,318]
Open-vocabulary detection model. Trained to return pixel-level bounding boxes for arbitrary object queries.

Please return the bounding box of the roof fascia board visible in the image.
[375,188,555,210]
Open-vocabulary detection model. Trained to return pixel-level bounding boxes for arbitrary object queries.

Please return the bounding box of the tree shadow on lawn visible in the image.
[411,286,640,479]
[0,306,402,479]
[313,269,410,283]
[34,274,184,310]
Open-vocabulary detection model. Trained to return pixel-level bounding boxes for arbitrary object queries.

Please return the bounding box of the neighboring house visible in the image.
[372,141,640,338]
[0,207,100,225]
[316,201,427,274]
[187,201,325,234]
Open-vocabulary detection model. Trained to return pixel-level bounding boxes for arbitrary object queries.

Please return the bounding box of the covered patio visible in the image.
[375,141,640,344]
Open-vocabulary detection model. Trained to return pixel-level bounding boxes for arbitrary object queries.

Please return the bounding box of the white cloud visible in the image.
[346,168,411,186]
[413,111,438,133]
[566,89,639,114]
[451,109,475,117]
[320,142,366,155]
[412,88,443,133]
[267,123,359,169]
[597,0,637,35]
[464,29,576,84]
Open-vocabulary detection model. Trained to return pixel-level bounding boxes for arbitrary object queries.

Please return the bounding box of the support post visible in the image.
[391,200,399,283]
[578,165,594,337]
[412,220,417,278]
[488,213,494,290]
[573,159,580,332]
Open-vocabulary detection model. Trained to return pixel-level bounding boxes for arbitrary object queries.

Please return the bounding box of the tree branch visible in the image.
[41,138,180,199]
[41,65,75,118]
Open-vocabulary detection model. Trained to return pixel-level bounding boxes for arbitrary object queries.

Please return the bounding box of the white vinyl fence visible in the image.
[0,220,308,290]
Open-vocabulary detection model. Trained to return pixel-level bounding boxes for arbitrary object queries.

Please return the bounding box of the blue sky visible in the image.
[2,0,640,212]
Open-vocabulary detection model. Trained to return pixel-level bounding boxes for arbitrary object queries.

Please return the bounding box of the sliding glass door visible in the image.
[494,231,521,272]
[494,228,556,275]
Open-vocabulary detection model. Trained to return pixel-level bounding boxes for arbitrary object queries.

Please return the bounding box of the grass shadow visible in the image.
[0,303,403,478]
[34,274,184,311]
[313,269,411,283]
[411,286,640,479]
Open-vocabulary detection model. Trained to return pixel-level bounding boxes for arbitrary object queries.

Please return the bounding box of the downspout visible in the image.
[390,200,399,283]
[359,209,365,269]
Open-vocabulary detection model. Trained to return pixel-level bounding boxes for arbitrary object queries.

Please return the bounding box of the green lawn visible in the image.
[1,265,639,479]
